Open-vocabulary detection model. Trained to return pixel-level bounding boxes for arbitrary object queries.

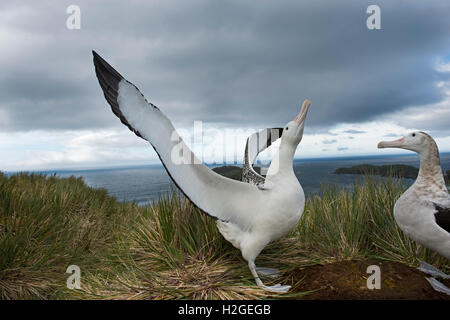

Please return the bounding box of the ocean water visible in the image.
[13,153,450,206]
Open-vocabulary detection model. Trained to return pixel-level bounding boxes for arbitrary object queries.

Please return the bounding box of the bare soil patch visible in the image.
[286,260,450,300]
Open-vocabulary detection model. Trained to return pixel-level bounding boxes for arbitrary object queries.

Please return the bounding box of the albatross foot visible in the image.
[425,277,450,295]
[259,283,291,293]
[256,267,280,277]
[418,261,450,279]
[249,261,290,293]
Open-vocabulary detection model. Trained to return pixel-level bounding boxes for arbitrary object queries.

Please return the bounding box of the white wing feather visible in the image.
[93,51,264,229]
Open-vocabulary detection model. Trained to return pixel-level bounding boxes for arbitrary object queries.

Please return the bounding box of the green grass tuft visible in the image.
[0,173,448,299]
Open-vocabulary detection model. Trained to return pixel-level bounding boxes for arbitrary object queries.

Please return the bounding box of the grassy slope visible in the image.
[0,171,448,299]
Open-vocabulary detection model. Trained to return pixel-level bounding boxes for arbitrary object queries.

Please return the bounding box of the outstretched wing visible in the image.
[93,51,263,229]
[242,128,283,186]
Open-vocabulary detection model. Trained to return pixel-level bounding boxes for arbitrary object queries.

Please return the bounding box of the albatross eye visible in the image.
[412,133,416,137]
[285,127,289,130]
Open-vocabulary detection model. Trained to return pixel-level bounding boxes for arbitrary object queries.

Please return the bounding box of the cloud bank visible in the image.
[1,1,449,170]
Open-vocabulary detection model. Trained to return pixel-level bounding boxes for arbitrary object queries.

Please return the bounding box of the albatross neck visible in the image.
[267,143,296,178]
[415,144,447,194]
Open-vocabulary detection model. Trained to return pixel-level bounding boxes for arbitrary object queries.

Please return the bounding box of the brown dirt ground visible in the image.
[284,260,450,300]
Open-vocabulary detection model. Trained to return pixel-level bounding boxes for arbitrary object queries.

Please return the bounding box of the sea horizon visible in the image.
[5,152,449,206]
[5,152,450,174]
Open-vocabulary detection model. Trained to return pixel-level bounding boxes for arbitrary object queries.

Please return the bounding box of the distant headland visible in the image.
[333,164,450,185]
[212,164,450,186]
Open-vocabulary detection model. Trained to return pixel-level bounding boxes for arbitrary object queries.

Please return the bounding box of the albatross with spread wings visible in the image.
[92,51,311,292]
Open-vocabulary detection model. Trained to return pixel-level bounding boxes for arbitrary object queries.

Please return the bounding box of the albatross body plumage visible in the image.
[92,51,311,292]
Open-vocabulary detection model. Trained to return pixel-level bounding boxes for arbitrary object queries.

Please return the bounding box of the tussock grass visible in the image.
[0,172,448,299]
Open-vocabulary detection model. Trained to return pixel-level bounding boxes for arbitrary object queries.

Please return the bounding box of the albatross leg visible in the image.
[256,267,280,277]
[248,261,291,293]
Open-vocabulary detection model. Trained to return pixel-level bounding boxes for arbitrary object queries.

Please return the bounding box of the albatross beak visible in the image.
[377,137,405,149]
[294,99,311,124]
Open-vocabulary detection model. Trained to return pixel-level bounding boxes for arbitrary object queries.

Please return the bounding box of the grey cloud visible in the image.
[1,0,450,133]
[343,130,366,134]
[337,147,349,151]
[323,139,337,145]
[383,133,401,138]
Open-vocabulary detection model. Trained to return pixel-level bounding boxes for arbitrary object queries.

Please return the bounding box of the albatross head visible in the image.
[377,131,437,155]
[281,99,311,147]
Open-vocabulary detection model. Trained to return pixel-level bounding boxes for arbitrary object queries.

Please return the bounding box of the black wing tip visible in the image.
[91,50,221,222]
[92,50,103,67]
[92,50,102,64]
[92,51,144,139]
[92,50,125,80]
[92,50,105,62]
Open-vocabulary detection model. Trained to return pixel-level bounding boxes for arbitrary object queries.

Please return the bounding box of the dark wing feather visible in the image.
[93,50,152,139]
[242,127,283,186]
[433,203,450,234]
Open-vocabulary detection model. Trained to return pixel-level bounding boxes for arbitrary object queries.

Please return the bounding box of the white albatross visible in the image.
[92,51,311,292]
[378,131,450,294]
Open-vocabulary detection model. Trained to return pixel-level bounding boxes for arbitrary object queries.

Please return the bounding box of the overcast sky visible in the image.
[1,0,450,171]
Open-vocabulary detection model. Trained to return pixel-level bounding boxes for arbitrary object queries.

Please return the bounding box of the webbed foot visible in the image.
[259,283,291,293]
[418,261,450,279]
[426,277,450,295]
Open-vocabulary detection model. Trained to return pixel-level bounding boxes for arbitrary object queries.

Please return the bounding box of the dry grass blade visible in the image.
[0,172,448,299]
